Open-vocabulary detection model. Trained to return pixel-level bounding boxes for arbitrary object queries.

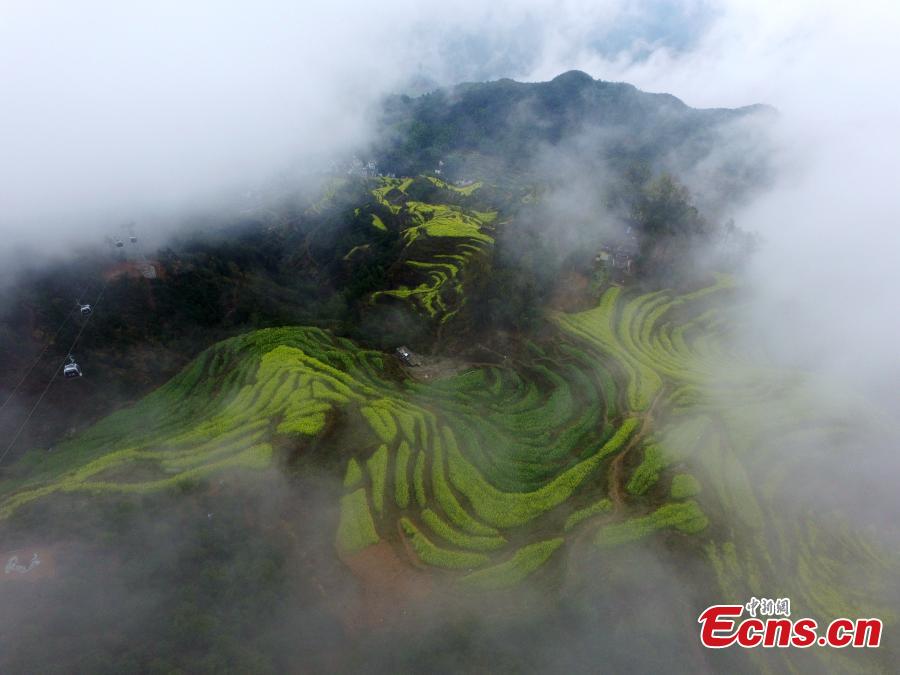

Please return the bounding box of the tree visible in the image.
[632,174,709,239]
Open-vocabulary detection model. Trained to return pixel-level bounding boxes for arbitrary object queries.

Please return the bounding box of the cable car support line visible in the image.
[0,280,110,467]
[0,283,92,415]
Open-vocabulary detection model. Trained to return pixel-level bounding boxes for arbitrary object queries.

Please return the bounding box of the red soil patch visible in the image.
[103,260,165,281]
[339,542,433,632]
[550,271,593,312]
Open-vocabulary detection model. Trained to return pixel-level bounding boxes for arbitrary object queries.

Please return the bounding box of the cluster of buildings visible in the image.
[432,160,477,187]
[342,157,396,179]
[596,229,640,276]
[338,155,475,185]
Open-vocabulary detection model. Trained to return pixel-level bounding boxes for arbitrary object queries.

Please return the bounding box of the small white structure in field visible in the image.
[5,553,40,575]
[395,346,422,367]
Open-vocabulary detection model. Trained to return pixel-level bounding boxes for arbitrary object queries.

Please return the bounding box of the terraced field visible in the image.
[367,176,496,324]
[1,232,895,661]
[1,320,630,589]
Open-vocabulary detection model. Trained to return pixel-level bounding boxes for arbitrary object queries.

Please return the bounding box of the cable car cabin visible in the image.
[79,304,92,316]
[63,360,82,378]
[129,236,137,243]
[115,239,124,248]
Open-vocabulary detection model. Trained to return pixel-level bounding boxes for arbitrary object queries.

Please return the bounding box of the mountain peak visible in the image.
[550,70,595,85]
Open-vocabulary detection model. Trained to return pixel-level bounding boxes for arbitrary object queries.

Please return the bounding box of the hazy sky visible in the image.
[0,0,728,242]
[2,0,898,383]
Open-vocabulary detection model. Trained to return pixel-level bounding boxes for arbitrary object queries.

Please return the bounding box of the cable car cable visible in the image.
[0,279,109,467]
[0,358,65,466]
[0,281,92,414]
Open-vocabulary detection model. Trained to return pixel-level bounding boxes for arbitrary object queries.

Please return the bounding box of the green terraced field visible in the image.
[554,279,898,674]
[366,176,496,324]
[425,175,484,196]
[2,202,896,646]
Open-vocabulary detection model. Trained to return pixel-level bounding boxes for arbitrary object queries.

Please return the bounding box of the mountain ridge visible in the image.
[376,69,775,195]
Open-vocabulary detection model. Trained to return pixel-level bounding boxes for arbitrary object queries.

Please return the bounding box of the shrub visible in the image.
[670,473,701,499]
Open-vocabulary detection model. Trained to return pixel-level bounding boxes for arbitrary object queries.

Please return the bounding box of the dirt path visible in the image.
[403,356,478,382]
[608,392,664,510]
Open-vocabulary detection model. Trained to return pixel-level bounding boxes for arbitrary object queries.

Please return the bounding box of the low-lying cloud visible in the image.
[0,1,731,254]
[544,1,900,390]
